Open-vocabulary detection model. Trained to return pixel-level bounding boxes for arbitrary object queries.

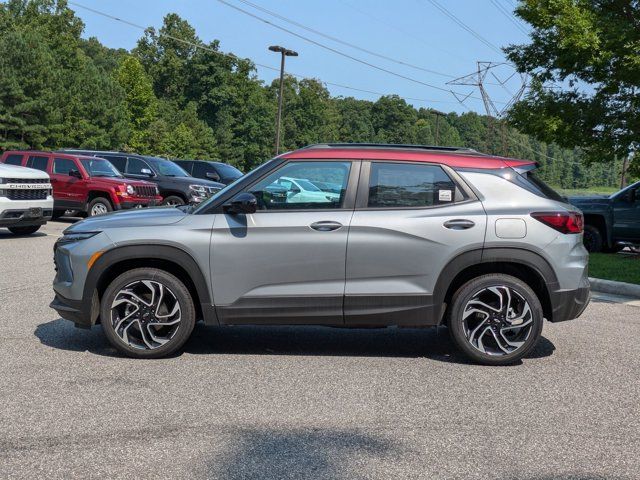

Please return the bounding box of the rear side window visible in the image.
[4,154,23,166]
[53,158,78,175]
[368,162,457,208]
[27,155,49,172]
[102,155,127,171]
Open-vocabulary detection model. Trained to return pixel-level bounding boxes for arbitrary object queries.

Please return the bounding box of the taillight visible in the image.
[531,211,583,234]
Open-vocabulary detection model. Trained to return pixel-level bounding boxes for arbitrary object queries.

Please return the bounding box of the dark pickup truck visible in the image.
[569,181,640,252]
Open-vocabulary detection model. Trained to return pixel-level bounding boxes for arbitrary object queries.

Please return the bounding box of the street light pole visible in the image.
[431,109,446,146]
[269,45,298,155]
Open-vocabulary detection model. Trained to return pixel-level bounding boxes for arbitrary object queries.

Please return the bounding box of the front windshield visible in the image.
[149,158,190,177]
[215,163,243,179]
[80,158,122,178]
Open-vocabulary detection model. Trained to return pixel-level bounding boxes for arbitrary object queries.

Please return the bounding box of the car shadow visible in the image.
[0,230,47,239]
[35,320,555,364]
[201,426,398,480]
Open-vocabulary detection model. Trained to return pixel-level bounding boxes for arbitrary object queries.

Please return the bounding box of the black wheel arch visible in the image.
[434,247,559,324]
[83,243,216,326]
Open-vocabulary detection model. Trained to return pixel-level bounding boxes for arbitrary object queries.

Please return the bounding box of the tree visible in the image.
[115,55,158,151]
[505,0,640,177]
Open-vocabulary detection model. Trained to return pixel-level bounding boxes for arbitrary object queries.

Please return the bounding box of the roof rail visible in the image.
[303,143,478,153]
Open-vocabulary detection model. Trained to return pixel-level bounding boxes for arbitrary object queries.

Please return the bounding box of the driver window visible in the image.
[248,161,351,210]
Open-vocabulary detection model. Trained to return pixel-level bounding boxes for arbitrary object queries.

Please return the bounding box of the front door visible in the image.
[612,183,640,243]
[345,161,487,326]
[210,160,358,325]
[51,157,86,209]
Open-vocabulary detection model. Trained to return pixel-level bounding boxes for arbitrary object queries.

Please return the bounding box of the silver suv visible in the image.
[51,144,590,365]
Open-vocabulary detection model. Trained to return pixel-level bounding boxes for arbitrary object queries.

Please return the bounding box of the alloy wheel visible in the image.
[110,280,182,350]
[91,203,109,216]
[462,285,533,356]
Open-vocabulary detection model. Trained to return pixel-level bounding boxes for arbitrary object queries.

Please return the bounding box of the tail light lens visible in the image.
[531,211,583,234]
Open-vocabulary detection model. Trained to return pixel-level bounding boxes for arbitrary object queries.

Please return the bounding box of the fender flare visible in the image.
[432,247,559,320]
[82,243,214,324]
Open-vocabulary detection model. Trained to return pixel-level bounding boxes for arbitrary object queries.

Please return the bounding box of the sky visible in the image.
[70,0,532,115]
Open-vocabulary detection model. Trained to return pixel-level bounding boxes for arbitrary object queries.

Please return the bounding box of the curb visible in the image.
[589,277,640,299]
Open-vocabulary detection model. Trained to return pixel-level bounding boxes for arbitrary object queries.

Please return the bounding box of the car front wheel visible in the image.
[100,268,196,358]
[448,274,543,366]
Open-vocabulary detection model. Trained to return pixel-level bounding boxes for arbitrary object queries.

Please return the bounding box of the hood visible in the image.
[64,207,187,233]
[568,195,610,205]
[0,163,50,179]
[89,176,156,187]
[163,175,225,189]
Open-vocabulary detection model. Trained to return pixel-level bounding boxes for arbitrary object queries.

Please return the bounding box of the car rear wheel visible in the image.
[162,195,185,207]
[7,225,41,235]
[88,197,113,217]
[100,268,196,358]
[448,274,543,366]
[583,224,603,252]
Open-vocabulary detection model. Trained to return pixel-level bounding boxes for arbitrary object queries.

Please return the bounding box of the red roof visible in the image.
[283,146,535,169]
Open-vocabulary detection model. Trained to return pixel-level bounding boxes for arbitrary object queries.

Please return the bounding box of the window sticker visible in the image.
[439,190,453,202]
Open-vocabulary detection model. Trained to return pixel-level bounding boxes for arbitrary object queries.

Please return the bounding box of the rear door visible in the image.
[345,161,486,326]
[210,159,358,325]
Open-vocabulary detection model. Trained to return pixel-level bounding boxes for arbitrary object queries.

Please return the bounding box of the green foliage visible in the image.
[0,1,628,191]
[505,0,640,175]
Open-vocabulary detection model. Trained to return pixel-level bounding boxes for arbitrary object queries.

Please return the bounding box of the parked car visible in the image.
[1,151,162,218]
[51,143,589,365]
[59,150,224,206]
[0,161,53,235]
[569,181,640,252]
[173,159,243,185]
[265,176,341,204]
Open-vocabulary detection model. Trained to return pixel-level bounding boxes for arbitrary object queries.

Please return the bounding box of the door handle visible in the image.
[310,221,343,232]
[443,219,475,230]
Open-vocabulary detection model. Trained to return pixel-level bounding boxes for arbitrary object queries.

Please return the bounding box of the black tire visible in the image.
[583,224,603,253]
[87,197,113,217]
[448,274,544,366]
[162,195,185,207]
[100,268,196,359]
[7,225,41,235]
[52,210,65,220]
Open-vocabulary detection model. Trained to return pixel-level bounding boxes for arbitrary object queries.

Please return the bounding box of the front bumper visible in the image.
[549,285,591,322]
[0,208,53,227]
[115,197,162,210]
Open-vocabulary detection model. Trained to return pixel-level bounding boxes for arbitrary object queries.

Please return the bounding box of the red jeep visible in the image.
[0,151,162,217]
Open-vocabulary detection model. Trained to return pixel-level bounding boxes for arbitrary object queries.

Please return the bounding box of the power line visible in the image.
[424,0,504,56]
[68,1,461,107]
[215,0,473,97]
[489,0,529,35]
[336,0,473,63]
[235,0,455,79]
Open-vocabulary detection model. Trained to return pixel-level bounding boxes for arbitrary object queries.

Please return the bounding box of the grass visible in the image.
[589,252,640,284]
[554,186,618,197]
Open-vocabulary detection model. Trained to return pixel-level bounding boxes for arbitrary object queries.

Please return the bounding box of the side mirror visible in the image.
[140,168,154,177]
[206,171,221,181]
[223,192,257,215]
[69,169,82,179]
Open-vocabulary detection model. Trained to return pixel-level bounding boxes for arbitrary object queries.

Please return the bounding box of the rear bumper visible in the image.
[549,285,591,322]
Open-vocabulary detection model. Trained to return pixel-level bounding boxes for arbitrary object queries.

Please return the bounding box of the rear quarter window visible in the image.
[4,154,24,166]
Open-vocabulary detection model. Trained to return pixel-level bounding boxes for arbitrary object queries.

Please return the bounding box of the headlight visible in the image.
[189,185,208,196]
[57,231,101,246]
[126,185,135,195]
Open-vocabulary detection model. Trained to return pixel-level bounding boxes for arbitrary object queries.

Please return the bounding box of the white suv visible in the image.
[0,163,53,235]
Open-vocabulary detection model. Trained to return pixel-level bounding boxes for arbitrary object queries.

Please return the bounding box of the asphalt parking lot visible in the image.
[1,220,639,480]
